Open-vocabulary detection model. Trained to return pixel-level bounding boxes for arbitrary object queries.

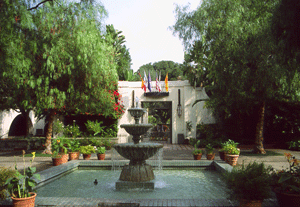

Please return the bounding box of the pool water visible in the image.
[37,169,229,200]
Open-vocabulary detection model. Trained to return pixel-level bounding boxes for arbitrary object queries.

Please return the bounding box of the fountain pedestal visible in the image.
[114,107,163,190]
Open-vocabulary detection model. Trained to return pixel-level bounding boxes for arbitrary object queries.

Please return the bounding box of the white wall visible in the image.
[117,80,215,144]
[0,109,45,138]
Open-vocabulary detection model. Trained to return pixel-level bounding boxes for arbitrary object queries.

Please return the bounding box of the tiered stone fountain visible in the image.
[113,102,163,190]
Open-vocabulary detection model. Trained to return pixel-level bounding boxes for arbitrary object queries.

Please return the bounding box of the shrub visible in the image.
[0,167,16,200]
[224,162,272,201]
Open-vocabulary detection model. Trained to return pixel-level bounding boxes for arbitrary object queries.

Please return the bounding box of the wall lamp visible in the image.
[177,89,182,117]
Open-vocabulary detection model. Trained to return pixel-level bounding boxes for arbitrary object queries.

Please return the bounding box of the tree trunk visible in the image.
[253,101,266,154]
[42,109,55,154]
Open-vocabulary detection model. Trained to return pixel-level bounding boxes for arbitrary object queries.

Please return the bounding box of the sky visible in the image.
[100,0,200,72]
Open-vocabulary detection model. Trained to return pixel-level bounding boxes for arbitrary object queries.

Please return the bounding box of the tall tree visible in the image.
[0,0,121,153]
[105,24,132,80]
[171,0,300,153]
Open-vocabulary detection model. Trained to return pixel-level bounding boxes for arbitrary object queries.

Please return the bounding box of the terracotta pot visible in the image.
[69,151,80,160]
[226,154,239,166]
[206,153,215,160]
[97,153,105,160]
[193,154,202,160]
[274,188,300,207]
[52,153,68,166]
[83,154,91,160]
[239,199,262,207]
[11,192,36,207]
[219,151,225,161]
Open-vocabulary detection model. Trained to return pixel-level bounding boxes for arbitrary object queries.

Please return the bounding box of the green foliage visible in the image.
[0,0,124,140]
[63,123,81,138]
[224,162,273,201]
[53,119,64,137]
[79,145,95,155]
[288,140,300,151]
[67,138,80,152]
[205,144,214,154]
[171,0,300,150]
[222,139,240,155]
[148,115,157,125]
[192,140,202,155]
[271,153,300,194]
[85,120,104,137]
[4,152,40,198]
[52,137,68,157]
[136,60,186,81]
[95,146,106,154]
[0,167,16,200]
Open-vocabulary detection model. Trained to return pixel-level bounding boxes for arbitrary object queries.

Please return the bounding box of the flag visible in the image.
[144,71,147,84]
[156,72,161,92]
[148,70,151,92]
[165,72,168,92]
[138,72,146,92]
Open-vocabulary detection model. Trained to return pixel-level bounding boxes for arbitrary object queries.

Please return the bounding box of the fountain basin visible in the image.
[113,143,163,162]
[120,124,152,136]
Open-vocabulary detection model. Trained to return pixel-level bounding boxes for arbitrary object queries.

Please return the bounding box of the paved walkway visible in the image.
[1,144,299,173]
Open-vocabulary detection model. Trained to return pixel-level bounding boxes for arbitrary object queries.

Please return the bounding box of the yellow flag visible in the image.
[165,73,168,92]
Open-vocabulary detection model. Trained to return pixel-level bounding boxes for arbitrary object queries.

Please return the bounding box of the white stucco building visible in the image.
[0,80,215,143]
[117,80,215,144]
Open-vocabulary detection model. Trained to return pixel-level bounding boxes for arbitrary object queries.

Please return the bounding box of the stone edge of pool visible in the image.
[1,160,279,207]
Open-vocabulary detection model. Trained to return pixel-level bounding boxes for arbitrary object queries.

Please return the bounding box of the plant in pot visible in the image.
[224,145,240,166]
[270,153,300,207]
[80,145,95,160]
[4,151,40,207]
[52,137,68,166]
[192,140,202,160]
[96,147,106,160]
[67,138,80,160]
[205,143,215,160]
[224,161,273,207]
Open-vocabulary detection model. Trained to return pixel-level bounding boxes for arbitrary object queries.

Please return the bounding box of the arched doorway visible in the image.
[8,114,27,136]
[142,101,172,143]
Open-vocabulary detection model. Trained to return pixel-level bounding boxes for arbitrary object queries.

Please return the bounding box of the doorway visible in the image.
[141,101,172,143]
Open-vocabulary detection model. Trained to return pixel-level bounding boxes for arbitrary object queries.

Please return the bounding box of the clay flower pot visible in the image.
[193,154,202,160]
[97,153,105,160]
[11,192,37,207]
[52,153,68,166]
[226,154,239,166]
[206,153,215,160]
[83,154,91,160]
[69,151,80,160]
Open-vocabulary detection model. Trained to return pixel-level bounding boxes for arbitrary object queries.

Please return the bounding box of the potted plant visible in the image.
[205,143,215,160]
[224,161,272,207]
[67,138,80,160]
[4,150,40,207]
[271,153,300,207]
[52,137,68,166]
[192,140,202,160]
[225,146,240,166]
[80,145,95,160]
[222,139,240,165]
[96,147,106,160]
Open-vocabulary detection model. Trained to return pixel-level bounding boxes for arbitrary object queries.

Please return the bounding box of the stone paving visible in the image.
[1,143,299,206]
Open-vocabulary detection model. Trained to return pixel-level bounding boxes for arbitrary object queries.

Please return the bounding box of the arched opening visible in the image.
[8,114,27,136]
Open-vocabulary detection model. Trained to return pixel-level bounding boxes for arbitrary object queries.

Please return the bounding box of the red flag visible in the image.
[138,72,146,92]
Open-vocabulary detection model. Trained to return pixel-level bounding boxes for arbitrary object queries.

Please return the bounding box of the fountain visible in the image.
[113,97,163,190]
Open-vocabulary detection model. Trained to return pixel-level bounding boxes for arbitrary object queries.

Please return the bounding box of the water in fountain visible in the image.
[113,105,163,190]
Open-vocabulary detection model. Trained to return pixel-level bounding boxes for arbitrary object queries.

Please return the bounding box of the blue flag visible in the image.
[148,70,151,92]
